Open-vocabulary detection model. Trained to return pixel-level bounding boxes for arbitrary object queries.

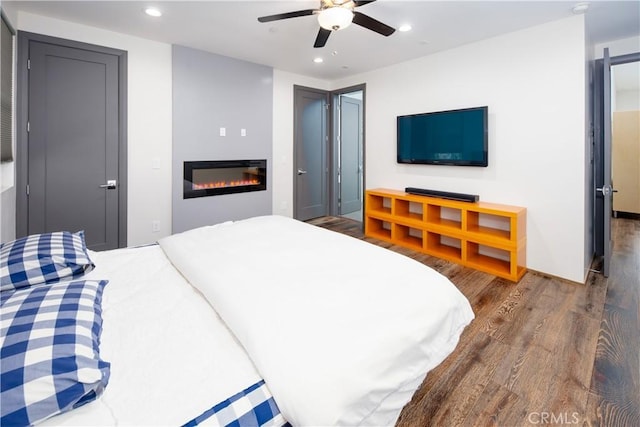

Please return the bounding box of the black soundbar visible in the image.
[405,187,479,203]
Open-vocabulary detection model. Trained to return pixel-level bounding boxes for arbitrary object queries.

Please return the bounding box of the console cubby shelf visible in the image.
[365,188,527,282]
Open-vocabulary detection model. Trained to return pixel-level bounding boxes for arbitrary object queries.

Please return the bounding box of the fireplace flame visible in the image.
[193,179,260,190]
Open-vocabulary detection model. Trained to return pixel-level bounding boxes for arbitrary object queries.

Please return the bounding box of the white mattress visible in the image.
[39,244,262,426]
[159,215,475,426]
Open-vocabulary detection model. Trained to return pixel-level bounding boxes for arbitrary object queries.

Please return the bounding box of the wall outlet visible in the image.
[241,128,246,137]
[152,220,160,233]
[219,127,226,137]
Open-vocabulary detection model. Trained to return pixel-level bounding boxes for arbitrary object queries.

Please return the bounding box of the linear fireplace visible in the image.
[183,160,267,199]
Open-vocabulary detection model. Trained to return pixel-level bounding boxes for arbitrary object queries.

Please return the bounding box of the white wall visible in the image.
[0,7,17,243]
[272,70,329,217]
[327,16,587,282]
[616,89,640,111]
[14,12,172,246]
[584,27,595,282]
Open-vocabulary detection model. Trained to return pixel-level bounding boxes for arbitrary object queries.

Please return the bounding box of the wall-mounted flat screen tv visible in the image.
[397,106,488,167]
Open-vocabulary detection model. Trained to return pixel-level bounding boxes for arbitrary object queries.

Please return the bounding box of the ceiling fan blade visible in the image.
[354,1,377,6]
[352,11,395,36]
[314,28,332,48]
[257,9,315,23]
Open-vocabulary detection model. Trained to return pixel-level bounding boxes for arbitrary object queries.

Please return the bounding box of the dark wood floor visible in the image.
[309,216,639,427]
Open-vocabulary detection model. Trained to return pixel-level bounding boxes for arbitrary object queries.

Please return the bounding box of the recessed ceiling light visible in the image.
[399,24,412,32]
[572,2,590,14]
[144,7,162,17]
[313,57,324,64]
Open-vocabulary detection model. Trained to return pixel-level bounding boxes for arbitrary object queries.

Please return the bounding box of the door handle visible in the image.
[99,180,117,190]
[297,169,307,175]
[596,185,618,196]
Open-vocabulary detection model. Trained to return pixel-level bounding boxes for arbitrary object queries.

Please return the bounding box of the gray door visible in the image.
[599,48,614,277]
[294,87,329,221]
[25,38,123,250]
[339,94,363,216]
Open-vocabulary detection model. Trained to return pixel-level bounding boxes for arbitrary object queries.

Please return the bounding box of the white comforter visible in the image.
[159,215,474,426]
[39,245,264,426]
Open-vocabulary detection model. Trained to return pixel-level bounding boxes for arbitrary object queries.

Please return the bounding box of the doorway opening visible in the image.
[293,84,366,223]
[593,49,639,277]
[611,61,640,220]
[332,86,364,223]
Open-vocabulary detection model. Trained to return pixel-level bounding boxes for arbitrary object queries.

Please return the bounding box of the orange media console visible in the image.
[365,188,526,282]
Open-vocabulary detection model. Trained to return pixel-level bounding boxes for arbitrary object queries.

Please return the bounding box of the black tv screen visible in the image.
[397,106,488,167]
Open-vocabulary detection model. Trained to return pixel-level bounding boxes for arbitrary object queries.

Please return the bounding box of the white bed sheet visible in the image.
[39,244,262,426]
[159,215,475,426]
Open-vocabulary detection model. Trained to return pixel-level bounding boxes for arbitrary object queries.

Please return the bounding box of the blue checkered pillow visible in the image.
[1,280,110,426]
[0,231,95,292]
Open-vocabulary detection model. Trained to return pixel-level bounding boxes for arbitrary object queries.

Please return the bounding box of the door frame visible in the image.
[330,84,366,219]
[593,51,639,259]
[292,83,367,222]
[16,31,128,246]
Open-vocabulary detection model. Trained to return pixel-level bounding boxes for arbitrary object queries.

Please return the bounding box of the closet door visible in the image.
[19,33,127,250]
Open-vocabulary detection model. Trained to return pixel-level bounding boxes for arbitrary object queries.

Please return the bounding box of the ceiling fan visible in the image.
[257,0,395,48]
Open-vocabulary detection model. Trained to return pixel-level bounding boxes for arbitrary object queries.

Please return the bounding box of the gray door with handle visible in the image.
[294,86,329,221]
[599,48,616,277]
[22,35,125,251]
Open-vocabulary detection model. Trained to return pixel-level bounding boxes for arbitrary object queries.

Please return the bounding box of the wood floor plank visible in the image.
[573,269,608,320]
[397,332,511,426]
[585,218,640,427]
[462,380,528,427]
[587,302,640,426]
[309,216,640,427]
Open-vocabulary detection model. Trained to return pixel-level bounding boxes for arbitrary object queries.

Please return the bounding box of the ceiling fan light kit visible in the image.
[318,7,354,30]
[258,0,395,48]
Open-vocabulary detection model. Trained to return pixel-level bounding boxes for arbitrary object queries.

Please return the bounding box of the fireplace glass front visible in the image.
[183,160,267,199]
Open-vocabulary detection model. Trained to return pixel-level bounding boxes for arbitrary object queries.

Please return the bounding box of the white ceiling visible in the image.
[4,0,640,80]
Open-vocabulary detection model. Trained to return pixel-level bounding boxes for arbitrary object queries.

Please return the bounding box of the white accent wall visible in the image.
[13,12,173,246]
[324,16,588,282]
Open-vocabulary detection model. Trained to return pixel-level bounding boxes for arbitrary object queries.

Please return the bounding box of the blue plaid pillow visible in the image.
[0,231,95,292]
[0,280,110,426]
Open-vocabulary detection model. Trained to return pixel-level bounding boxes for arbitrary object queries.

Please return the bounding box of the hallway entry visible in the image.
[293,84,365,222]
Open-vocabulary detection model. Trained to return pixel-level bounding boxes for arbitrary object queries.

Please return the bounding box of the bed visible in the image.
[1,215,474,426]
